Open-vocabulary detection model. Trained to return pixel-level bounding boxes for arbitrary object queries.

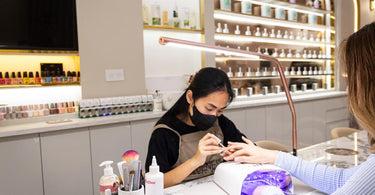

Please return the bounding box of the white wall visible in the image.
[360,0,375,27]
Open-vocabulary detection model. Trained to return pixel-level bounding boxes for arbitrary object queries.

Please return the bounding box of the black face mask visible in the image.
[189,105,217,130]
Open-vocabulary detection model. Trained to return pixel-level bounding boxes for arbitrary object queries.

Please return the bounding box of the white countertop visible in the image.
[0,91,347,138]
[165,131,369,195]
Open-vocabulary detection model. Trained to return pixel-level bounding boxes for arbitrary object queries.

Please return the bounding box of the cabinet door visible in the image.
[224,108,246,134]
[266,104,293,151]
[295,101,314,148]
[311,99,328,144]
[40,128,93,195]
[246,107,266,142]
[0,134,43,195]
[90,122,132,195]
[130,119,158,170]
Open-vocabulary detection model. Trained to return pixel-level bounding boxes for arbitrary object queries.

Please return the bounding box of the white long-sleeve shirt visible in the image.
[275,152,375,194]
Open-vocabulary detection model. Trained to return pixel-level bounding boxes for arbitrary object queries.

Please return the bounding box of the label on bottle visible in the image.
[99,184,118,194]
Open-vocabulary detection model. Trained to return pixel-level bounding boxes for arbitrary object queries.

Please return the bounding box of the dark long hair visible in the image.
[163,67,234,118]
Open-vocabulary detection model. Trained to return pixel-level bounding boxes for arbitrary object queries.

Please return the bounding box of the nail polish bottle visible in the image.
[23,71,29,84]
[68,101,75,113]
[17,72,23,84]
[28,72,35,84]
[290,67,296,75]
[283,30,289,39]
[289,31,294,39]
[296,31,301,40]
[287,49,293,58]
[64,102,68,113]
[223,24,229,33]
[255,67,261,76]
[41,71,46,84]
[77,72,81,83]
[4,72,11,84]
[279,49,286,58]
[276,30,282,38]
[236,67,243,77]
[245,26,251,35]
[51,71,57,84]
[16,106,23,119]
[56,71,62,83]
[234,25,241,34]
[284,67,290,75]
[307,50,312,58]
[49,103,56,115]
[21,105,29,118]
[0,107,5,121]
[318,50,322,59]
[262,67,269,76]
[302,50,307,58]
[302,67,308,75]
[38,104,45,116]
[11,72,17,85]
[72,72,77,83]
[67,71,73,83]
[11,106,17,119]
[297,67,302,75]
[246,67,252,77]
[46,71,52,83]
[35,72,41,84]
[227,67,233,77]
[58,102,65,114]
[0,73,4,85]
[262,28,268,37]
[271,67,277,76]
[216,23,223,33]
[62,71,68,83]
[308,66,313,75]
[32,104,39,117]
[296,50,302,58]
[272,48,278,57]
[269,29,275,38]
[263,48,269,55]
[255,27,261,36]
[43,104,50,116]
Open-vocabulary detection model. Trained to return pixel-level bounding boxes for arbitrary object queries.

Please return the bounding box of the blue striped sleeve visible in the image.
[274,152,375,194]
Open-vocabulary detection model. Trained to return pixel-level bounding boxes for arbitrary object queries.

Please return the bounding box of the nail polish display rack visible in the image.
[214,0,335,97]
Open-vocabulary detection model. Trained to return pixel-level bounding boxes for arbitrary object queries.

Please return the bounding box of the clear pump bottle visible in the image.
[99,161,119,195]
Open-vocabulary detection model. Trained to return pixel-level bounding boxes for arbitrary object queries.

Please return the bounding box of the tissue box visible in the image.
[214,162,293,195]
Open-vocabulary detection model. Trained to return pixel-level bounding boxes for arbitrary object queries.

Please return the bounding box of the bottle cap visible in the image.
[23,71,28,78]
[36,72,40,78]
[78,71,80,77]
[29,72,34,78]
[50,71,55,77]
[150,156,160,174]
[4,72,9,78]
[0,72,3,78]
[62,71,66,77]
[72,71,77,77]
[11,72,16,78]
[67,71,72,76]
[56,71,61,77]
[17,72,22,78]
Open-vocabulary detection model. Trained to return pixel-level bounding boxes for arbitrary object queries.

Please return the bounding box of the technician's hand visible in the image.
[193,133,223,166]
[223,136,279,164]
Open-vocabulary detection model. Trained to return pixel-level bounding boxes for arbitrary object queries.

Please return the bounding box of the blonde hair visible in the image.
[341,22,375,135]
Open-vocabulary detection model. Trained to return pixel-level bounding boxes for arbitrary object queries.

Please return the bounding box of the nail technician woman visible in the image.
[145,67,246,187]
[224,22,375,194]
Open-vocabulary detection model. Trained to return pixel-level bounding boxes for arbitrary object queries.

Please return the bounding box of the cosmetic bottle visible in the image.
[189,11,197,29]
[10,72,17,85]
[236,67,243,77]
[315,35,320,42]
[216,23,223,33]
[172,3,179,28]
[145,156,164,195]
[67,71,73,83]
[162,10,168,27]
[275,7,285,19]
[276,30,282,38]
[263,48,269,55]
[35,72,41,84]
[0,72,5,85]
[142,1,149,25]
[288,10,297,21]
[56,71,62,83]
[22,105,29,118]
[99,161,119,195]
[77,72,81,83]
[302,50,307,58]
[274,85,281,94]
[289,32,294,39]
[262,86,268,95]
[28,72,34,84]
[43,104,50,116]
[4,72,11,85]
[302,33,308,40]
[245,26,251,35]
[272,48,278,57]
[150,1,161,26]
[302,83,307,92]
[262,67,269,76]
[296,31,301,40]
[153,90,163,113]
[246,67,252,77]
[307,50,312,58]
[308,67,313,75]
[279,49,286,58]
[182,7,190,28]
[290,84,297,92]
[321,33,325,42]
[284,67,289,75]
[283,30,288,39]
[261,5,271,17]
[61,71,67,84]
[234,25,241,34]
[15,106,23,119]
[72,71,78,83]
[246,87,253,96]
[271,67,277,76]
[312,50,317,58]
[45,72,52,83]
[257,47,262,54]
[302,67,308,75]
[220,0,231,11]
[270,29,275,38]
[255,27,261,36]
[262,28,268,37]
[241,1,252,14]
[313,0,319,8]
[309,33,314,41]
[297,67,302,75]
[38,104,44,116]
[287,49,293,58]
[17,72,23,84]
[313,67,318,75]
[223,24,229,33]
[227,67,233,77]
[290,67,296,75]
[318,50,322,59]
[255,68,261,76]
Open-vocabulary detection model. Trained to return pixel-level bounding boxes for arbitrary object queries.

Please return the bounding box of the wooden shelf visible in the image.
[216,56,333,62]
[0,84,80,89]
[229,74,334,81]
[143,25,202,33]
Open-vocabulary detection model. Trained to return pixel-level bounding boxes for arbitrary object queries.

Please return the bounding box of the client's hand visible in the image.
[223,136,280,164]
[193,133,224,166]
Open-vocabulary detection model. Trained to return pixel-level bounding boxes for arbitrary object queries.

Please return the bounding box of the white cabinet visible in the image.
[130,118,158,170]
[40,128,93,195]
[90,122,132,195]
[0,134,43,195]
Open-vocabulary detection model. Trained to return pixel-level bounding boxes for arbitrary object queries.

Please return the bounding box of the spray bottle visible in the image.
[99,161,119,195]
[145,156,164,195]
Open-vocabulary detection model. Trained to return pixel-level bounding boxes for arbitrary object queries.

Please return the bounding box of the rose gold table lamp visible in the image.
[159,37,297,156]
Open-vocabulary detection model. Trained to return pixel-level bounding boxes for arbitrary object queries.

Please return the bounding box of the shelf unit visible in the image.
[214,0,335,97]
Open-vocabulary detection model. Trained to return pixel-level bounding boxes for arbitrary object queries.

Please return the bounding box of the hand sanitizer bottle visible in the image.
[145,156,164,195]
[99,161,119,195]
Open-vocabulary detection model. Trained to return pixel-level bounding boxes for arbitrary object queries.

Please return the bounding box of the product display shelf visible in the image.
[0,83,80,89]
[242,0,332,15]
[229,74,333,81]
[214,33,332,47]
[214,10,330,31]
[143,25,202,33]
[216,56,333,62]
